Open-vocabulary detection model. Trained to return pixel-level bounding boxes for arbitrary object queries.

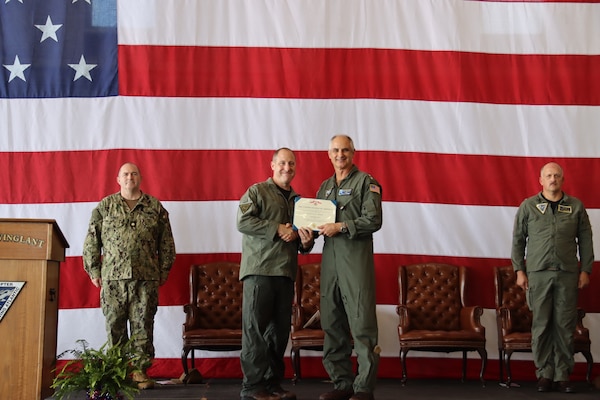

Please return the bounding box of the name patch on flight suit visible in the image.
[536,203,548,214]
[339,189,352,196]
[558,205,572,214]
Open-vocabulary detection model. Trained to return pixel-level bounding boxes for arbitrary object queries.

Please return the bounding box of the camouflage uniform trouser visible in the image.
[101,279,159,371]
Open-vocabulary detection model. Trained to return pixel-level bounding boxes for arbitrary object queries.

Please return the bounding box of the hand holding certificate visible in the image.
[293,198,337,231]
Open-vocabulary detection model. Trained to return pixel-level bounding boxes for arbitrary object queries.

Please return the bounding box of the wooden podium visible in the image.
[0,219,69,400]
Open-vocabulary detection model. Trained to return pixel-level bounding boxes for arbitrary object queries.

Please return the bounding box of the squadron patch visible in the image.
[0,282,25,322]
[558,205,572,214]
[536,203,548,214]
[239,202,252,214]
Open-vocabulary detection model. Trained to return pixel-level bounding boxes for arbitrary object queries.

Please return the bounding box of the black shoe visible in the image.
[242,390,281,400]
[536,377,552,392]
[350,392,374,400]
[555,381,575,394]
[269,385,296,400]
[319,389,354,400]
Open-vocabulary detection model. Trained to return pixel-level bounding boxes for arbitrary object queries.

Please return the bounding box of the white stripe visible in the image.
[57,306,600,363]
[0,201,244,257]
[118,0,600,55]
[3,201,600,261]
[3,97,600,158]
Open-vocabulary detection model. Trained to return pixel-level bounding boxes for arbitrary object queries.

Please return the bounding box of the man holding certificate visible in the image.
[237,148,314,400]
[316,135,383,400]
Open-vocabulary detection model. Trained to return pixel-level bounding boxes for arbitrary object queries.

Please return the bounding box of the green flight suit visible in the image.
[317,165,383,394]
[511,192,593,382]
[237,178,309,397]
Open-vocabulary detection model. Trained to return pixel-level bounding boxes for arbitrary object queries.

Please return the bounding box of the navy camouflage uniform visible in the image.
[511,192,593,382]
[83,192,176,370]
[317,165,382,395]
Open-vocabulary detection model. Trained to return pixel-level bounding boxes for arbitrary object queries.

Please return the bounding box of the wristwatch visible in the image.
[340,222,348,234]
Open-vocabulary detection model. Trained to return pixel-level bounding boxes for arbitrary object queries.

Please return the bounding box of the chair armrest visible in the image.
[459,306,485,333]
[497,306,515,335]
[575,307,588,336]
[291,304,304,331]
[396,305,411,335]
[182,303,200,330]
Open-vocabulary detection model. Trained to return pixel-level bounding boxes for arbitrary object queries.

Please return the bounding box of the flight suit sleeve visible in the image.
[237,185,279,241]
[511,202,528,272]
[347,175,382,238]
[577,206,594,274]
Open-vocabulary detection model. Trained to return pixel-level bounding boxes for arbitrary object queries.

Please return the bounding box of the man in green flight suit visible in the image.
[237,148,314,400]
[511,162,593,394]
[316,135,383,400]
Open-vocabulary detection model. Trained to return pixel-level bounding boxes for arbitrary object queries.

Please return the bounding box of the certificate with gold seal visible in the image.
[293,198,337,231]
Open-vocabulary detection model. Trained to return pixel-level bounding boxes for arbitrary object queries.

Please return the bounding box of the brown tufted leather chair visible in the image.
[290,263,325,384]
[396,263,487,385]
[181,262,243,376]
[494,265,593,386]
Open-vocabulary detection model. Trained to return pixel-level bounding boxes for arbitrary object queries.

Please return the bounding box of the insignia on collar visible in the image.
[536,203,548,214]
[558,205,572,214]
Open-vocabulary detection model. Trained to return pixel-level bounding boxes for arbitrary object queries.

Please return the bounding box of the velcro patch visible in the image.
[239,202,252,213]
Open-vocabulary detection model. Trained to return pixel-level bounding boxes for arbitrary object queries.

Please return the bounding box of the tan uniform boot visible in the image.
[132,371,155,390]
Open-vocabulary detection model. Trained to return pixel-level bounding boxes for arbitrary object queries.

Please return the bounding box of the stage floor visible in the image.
[45,377,599,400]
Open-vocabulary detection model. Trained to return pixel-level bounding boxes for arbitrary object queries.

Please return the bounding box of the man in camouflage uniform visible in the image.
[316,135,382,400]
[83,162,176,390]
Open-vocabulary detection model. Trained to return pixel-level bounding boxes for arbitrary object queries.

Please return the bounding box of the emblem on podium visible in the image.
[0,282,25,322]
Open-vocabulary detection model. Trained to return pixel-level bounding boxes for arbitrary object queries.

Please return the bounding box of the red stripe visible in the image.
[59,254,600,312]
[2,149,600,208]
[140,356,561,381]
[119,46,600,105]
[56,354,593,382]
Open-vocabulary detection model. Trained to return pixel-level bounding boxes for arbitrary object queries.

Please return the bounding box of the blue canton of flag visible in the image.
[0,0,117,98]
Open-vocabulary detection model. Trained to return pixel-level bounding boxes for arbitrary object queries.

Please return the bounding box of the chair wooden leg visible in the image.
[504,350,513,388]
[181,347,191,375]
[291,348,301,384]
[498,349,505,385]
[461,351,467,383]
[581,350,594,384]
[477,348,487,387]
[400,349,408,386]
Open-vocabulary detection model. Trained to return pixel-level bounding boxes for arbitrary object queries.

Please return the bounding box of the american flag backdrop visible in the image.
[1,0,600,381]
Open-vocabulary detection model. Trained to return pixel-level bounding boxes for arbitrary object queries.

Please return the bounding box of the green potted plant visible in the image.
[51,338,142,400]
